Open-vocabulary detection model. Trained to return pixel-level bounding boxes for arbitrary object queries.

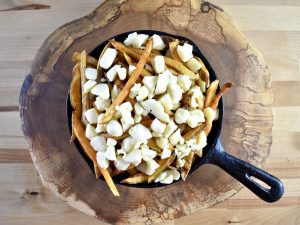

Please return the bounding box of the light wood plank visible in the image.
[0,0,50,11]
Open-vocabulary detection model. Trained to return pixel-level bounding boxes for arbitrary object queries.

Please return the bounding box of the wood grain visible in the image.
[0,0,299,224]
[0,0,50,11]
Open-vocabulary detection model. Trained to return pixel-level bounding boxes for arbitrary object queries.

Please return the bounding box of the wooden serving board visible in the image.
[19,0,273,224]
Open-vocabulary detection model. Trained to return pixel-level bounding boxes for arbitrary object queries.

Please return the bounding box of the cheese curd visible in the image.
[83,80,97,93]
[91,83,110,99]
[151,34,166,50]
[154,70,169,95]
[99,48,117,69]
[186,58,201,73]
[141,99,170,123]
[85,68,97,80]
[84,108,99,124]
[174,108,190,124]
[151,118,166,136]
[96,151,109,169]
[177,75,192,92]
[151,55,165,74]
[142,76,157,98]
[129,83,142,99]
[129,124,152,143]
[187,109,205,128]
[136,159,159,175]
[117,67,127,80]
[106,64,121,82]
[106,120,123,137]
[94,97,111,112]
[177,43,193,62]
[90,136,106,152]
[123,149,142,166]
[85,124,97,140]
[136,86,149,101]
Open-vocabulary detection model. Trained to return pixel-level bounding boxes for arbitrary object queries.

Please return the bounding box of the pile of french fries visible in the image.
[70,32,232,196]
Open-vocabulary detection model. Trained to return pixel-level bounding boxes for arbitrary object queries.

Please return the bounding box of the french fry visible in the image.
[72,52,98,67]
[148,154,176,183]
[165,65,179,75]
[181,151,194,180]
[183,122,207,140]
[121,173,149,184]
[211,82,233,110]
[70,64,82,142]
[195,56,210,87]
[169,39,182,62]
[111,40,197,79]
[71,113,119,196]
[181,92,191,108]
[204,122,212,136]
[98,39,153,124]
[94,162,101,179]
[122,51,153,76]
[80,50,91,125]
[147,138,162,153]
[100,132,130,140]
[140,118,152,128]
[127,167,139,176]
[114,79,137,106]
[204,80,219,108]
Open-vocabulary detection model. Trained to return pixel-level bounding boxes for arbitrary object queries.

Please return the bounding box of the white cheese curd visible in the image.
[197,131,207,149]
[155,137,169,149]
[129,83,142,99]
[95,123,107,133]
[203,107,216,123]
[163,120,178,138]
[169,129,183,146]
[94,97,111,112]
[96,152,109,169]
[134,114,142,123]
[123,149,142,166]
[128,65,136,75]
[106,64,121,82]
[100,78,107,82]
[124,32,138,46]
[141,99,170,123]
[174,108,190,124]
[119,102,133,112]
[141,146,157,161]
[114,156,131,171]
[151,34,166,50]
[111,84,120,101]
[161,148,171,159]
[99,48,117,69]
[134,102,144,115]
[168,71,178,84]
[97,113,105,124]
[85,124,97,140]
[106,120,123,137]
[167,82,183,104]
[186,58,202,72]
[117,67,127,80]
[136,86,149,101]
[176,43,193,62]
[177,75,192,92]
[85,68,97,80]
[154,70,169,95]
[132,34,149,48]
[159,93,173,111]
[141,108,149,116]
[154,171,168,183]
[151,55,165,74]
[106,138,117,147]
[168,169,180,180]
[142,76,157,98]
[122,136,142,153]
[176,157,185,168]
[136,159,159,175]
[151,118,167,135]
[160,174,173,184]
[91,83,110,99]
[84,108,99,124]
[129,124,152,143]
[120,118,133,132]
[105,146,117,161]
[90,136,106,152]
[83,80,97,93]
[187,109,205,128]
[175,144,191,159]
[120,111,134,126]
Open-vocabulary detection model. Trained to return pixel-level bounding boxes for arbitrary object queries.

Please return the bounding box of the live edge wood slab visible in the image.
[19,0,273,224]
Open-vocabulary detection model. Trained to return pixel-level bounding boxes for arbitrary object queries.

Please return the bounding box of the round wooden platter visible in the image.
[19,0,273,224]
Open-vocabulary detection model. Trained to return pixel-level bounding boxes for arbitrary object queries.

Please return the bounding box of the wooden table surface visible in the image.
[0,0,299,224]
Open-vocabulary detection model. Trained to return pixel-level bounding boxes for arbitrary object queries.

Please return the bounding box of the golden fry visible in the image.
[121,173,149,184]
[127,167,139,176]
[99,39,153,124]
[195,56,210,87]
[80,50,91,125]
[94,162,101,179]
[211,82,233,110]
[183,123,207,140]
[100,132,130,140]
[72,113,119,196]
[147,138,162,153]
[148,154,176,183]
[169,39,182,62]
[72,52,98,67]
[204,80,219,108]
[181,151,194,181]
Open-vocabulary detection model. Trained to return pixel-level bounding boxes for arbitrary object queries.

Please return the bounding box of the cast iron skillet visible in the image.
[67,30,284,203]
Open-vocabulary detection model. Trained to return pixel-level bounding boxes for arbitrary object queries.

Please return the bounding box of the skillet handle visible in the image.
[210,139,284,202]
